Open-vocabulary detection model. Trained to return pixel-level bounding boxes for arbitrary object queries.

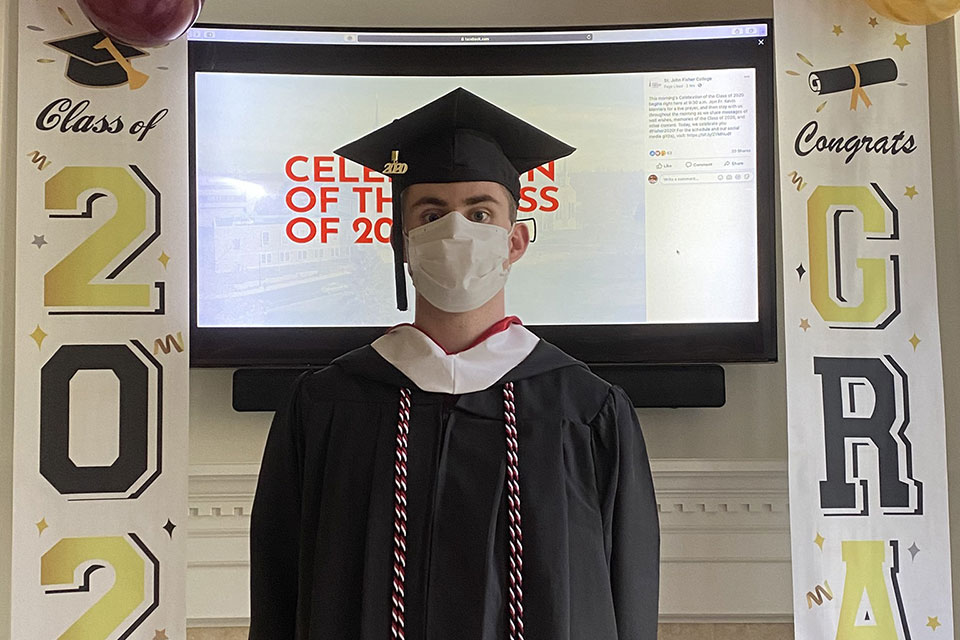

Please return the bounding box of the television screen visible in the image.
[188,22,776,366]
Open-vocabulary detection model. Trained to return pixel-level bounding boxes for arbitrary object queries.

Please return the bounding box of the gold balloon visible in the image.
[863,0,960,25]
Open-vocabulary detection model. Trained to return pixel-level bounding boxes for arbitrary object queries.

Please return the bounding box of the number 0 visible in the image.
[40,343,161,498]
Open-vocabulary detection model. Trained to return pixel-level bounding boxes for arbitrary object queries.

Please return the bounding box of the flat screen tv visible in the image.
[188,21,776,367]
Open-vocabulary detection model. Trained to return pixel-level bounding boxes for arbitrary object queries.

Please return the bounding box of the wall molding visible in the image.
[186,458,793,626]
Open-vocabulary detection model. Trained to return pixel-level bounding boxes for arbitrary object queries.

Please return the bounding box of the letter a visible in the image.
[836,541,901,640]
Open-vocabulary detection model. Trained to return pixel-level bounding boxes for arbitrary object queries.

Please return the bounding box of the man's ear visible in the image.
[508,221,530,264]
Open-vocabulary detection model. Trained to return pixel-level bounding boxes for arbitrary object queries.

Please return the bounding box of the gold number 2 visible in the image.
[44,166,162,312]
[41,534,158,639]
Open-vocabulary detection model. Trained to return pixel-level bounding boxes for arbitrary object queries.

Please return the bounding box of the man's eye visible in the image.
[423,211,444,223]
[469,210,491,223]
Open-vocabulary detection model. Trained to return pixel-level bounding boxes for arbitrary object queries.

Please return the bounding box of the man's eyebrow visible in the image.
[409,196,449,208]
[463,194,502,205]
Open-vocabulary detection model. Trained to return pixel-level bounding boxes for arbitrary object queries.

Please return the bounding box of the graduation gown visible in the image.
[248,323,660,640]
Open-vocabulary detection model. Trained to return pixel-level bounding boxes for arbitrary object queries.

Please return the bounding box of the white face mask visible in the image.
[404,212,513,313]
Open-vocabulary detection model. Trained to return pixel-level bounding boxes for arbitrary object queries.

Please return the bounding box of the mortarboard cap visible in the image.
[46,32,148,88]
[334,87,575,311]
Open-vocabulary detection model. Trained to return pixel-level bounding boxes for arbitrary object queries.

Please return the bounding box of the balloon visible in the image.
[863,0,960,25]
[77,0,203,48]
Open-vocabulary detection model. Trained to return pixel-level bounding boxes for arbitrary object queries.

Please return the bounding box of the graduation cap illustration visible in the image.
[46,32,149,89]
[334,87,575,311]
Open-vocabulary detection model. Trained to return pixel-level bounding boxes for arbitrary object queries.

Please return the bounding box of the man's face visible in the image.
[401,180,530,265]
[402,180,513,232]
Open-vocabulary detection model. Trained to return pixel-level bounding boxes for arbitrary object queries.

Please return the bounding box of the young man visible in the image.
[249,88,659,640]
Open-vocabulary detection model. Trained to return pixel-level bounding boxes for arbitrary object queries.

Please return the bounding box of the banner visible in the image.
[775,1,953,637]
[12,2,188,638]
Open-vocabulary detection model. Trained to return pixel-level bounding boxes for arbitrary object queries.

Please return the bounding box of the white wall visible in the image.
[929,16,960,628]
[0,0,18,635]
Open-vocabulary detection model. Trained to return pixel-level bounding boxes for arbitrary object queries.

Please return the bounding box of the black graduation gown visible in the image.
[248,339,660,639]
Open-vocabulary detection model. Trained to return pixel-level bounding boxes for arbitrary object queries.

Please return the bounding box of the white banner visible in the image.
[775,1,954,637]
[12,2,188,639]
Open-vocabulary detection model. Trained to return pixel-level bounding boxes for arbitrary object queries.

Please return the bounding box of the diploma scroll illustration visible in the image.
[808,58,898,94]
[808,58,898,109]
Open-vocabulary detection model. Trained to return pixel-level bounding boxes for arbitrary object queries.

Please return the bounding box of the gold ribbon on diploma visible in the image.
[848,64,872,111]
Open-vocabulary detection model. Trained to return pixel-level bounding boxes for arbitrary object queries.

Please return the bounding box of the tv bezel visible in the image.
[188,20,777,367]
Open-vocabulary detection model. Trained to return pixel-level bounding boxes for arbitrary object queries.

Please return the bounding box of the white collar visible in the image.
[371,323,540,394]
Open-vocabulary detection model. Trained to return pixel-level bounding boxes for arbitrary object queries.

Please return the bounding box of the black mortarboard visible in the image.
[334,87,575,311]
[46,32,148,88]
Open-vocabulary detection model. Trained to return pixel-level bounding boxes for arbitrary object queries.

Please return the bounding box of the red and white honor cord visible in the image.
[391,387,411,640]
[391,384,524,640]
[503,382,524,640]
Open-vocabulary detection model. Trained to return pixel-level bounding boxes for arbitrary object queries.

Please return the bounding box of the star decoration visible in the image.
[800,318,811,332]
[908,542,920,560]
[832,24,844,36]
[796,263,806,280]
[814,532,825,549]
[36,517,49,536]
[158,251,171,269]
[904,185,918,199]
[154,629,169,640]
[30,325,47,349]
[927,616,941,631]
[163,519,177,538]
[868,16,879,27]
[31,235,47,249]
[909,333,921,351]
[894,33,911,51]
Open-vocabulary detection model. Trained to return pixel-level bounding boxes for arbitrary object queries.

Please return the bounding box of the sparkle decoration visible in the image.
[869,16,879,27]
[36,58,55,63]
[832,24,844,36]
[814,532,825,549]
[797,52,815,66]
[158,251,171,269]
[816,101,828,112]
[800,318,812,332]
[908,542,920,560]
[31,235,47,249]
[29,325,47,349]
[786,70,801,76]
[153,629,169,640]
[796,263,807,280]
[57,6,73,25]
[163,519,177,538]
[927,616,941,631]
[894,33,911,51]
[35,518,48,536]
[26,25,44,31]
[909,333,921,351]
[905,185,919,199]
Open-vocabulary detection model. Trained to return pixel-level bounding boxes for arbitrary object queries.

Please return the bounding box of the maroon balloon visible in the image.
[77,0,203,48]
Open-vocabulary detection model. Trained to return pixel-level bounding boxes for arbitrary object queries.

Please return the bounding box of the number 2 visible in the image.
[41,534,158,640]
[44,165,163,314]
